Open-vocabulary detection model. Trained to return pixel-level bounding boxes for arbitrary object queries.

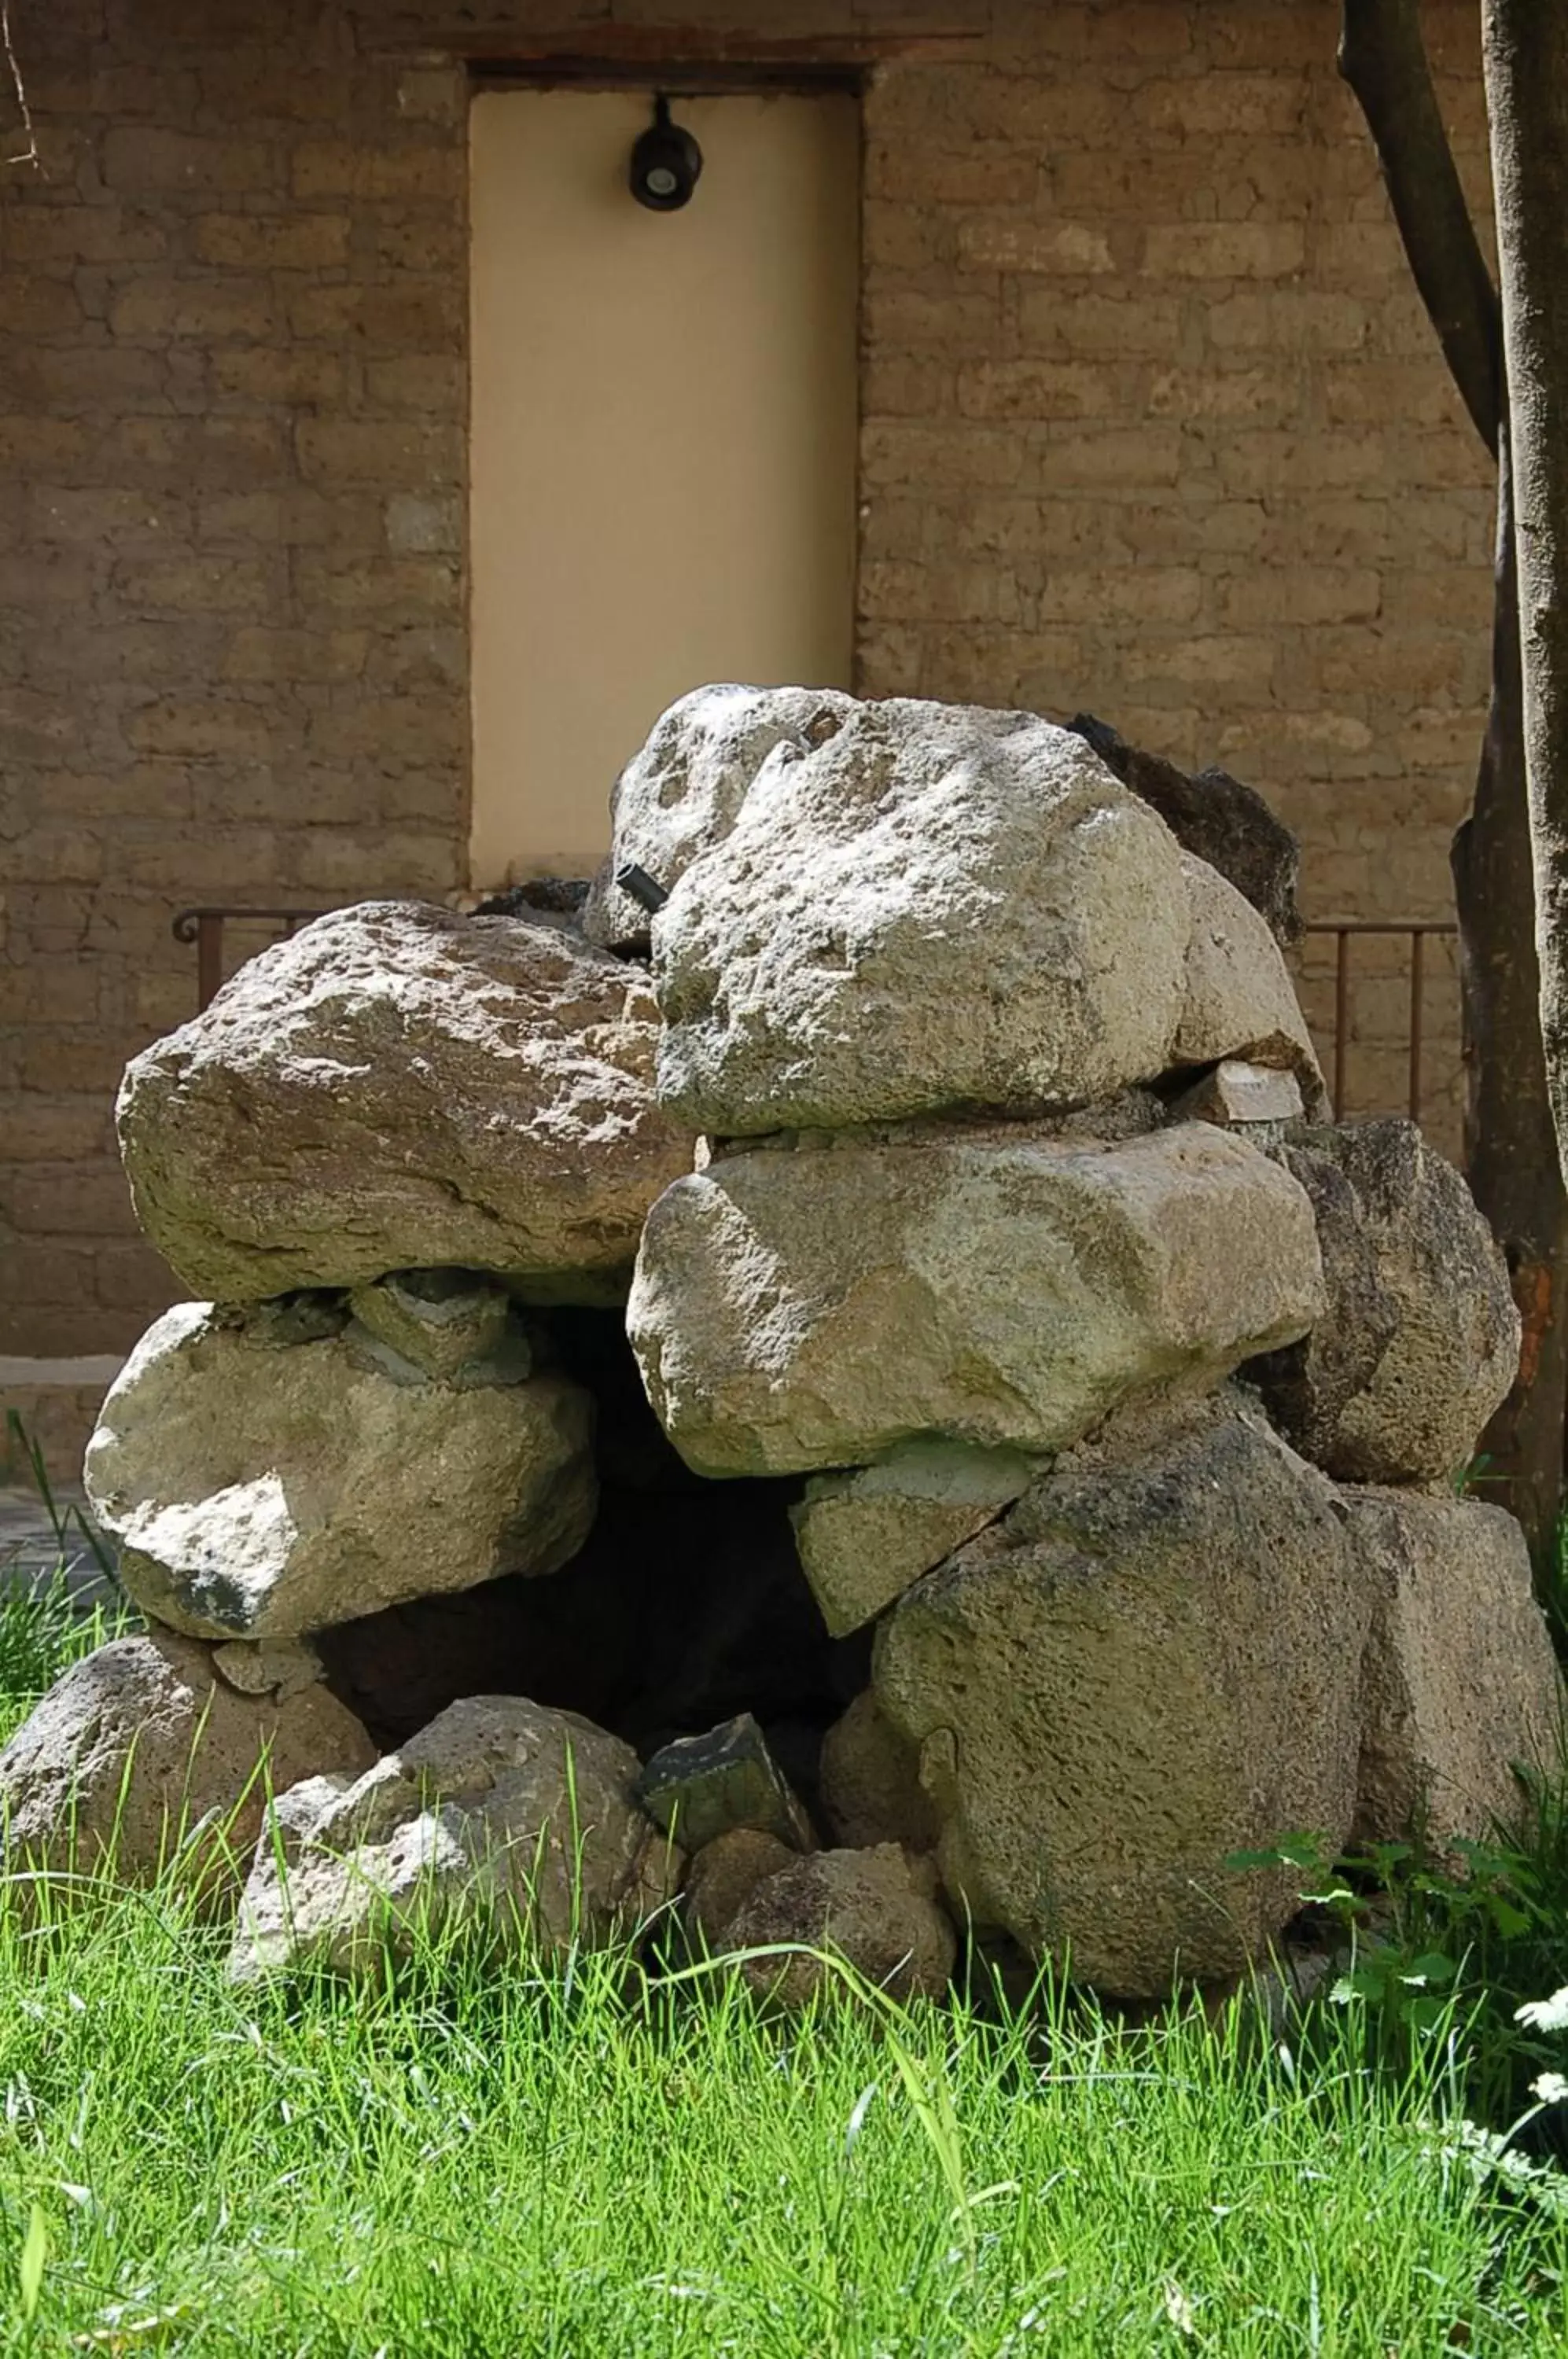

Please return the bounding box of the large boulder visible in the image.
[1172,856,1325,1110]
[651,700,1192,1134]
[583,683,859,955]
[86,1302,595,1641]
[229,1695,679,1979]
[1248,1120,1519,1484]
[712,1842,956,2010]
[1345,1487,1562,1849]
[1066,712,1302,946]
[790,1440,1038,1637]
[0,1632,376,1890]
[628,1124,1323,1477]
[117,901,694,1305]
[872,1393,1367,1993]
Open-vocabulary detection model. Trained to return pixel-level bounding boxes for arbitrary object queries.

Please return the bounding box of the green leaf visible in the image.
[1401,1995,1448,2035]
[1401,1953,1459,1988]
[1333,1967,1387,2004]
[1225,1835,1328,1874]
[1489,1897,1533,1938]
[18,2203,46,2323]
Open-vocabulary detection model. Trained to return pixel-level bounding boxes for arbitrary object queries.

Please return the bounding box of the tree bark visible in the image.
[1338,0,1501,452]
[1342,0,1566,1558]
[1483,2,1568,1191]
[1452,433,1568,1559]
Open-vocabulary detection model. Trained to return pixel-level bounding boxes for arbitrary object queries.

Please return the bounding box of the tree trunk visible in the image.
[1343,0,1566,1560]
[1482,2,1568,1187]
[1452,432,1568,1561]
[1338,0,1500,454]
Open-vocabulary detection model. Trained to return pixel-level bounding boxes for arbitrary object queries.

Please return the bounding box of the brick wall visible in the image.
[0,0,1496,1393]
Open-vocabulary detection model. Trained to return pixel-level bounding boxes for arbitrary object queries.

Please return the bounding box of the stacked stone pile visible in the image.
[1,688,1558,2003]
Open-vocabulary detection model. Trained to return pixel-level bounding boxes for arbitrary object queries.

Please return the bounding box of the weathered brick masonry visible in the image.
[0,0,1495,1395]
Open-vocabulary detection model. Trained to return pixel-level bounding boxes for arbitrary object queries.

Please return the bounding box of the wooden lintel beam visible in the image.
[355,19,981,71]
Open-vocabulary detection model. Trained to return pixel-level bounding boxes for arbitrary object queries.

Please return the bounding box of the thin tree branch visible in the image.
[1484,0,1568,1184]
[1338,0,1501,455]
[2,0,38,169]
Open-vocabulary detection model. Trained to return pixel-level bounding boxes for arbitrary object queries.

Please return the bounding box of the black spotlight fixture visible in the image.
[629,94,702,212]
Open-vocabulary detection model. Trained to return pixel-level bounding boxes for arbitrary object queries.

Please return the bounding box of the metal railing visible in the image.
[1298,920,1459,1124]
[172,907,334,1011]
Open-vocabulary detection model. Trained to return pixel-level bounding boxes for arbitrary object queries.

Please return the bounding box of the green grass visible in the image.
[2,1894,1568,2356]
[0,1584,129,1745]
[1,1590,1567,2350]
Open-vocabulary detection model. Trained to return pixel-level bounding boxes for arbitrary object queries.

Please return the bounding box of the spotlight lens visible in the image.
[646,165,678,197]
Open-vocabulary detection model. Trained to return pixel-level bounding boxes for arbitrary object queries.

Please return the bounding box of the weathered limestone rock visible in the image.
[583,683,859,954]
[637,1713,815,1852]
[229,1695,679,1980]
[652,701,1191,1133]
[819,1691,940,1853]
[0,1632,376,1890]
[873,1393,1367,1993]
[1249,1120,1520,1484]
[790,1441,1038,1636]
[346,1269,520,1387]
[1168,1059,1305,1129]
[116,901,694,1305]
[212,1636,324,1701]
[86,1302,596,1641]
[1172,856,1326,1108]
[683,1827,798,1948]
[1066,712,1302,946]
[715,1843,956,2009]
[1345,1488,1562,1849]
[629,1124,1323,1477]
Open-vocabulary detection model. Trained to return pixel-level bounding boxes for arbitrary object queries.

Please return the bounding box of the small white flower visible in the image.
[1516,1985,1568,2031]
[1533,2073,1568,2107]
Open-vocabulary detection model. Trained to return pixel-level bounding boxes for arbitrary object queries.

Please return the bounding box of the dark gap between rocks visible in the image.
[315,1308,870,1811]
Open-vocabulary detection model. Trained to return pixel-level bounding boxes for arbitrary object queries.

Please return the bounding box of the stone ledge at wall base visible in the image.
[83,1301,596,1640]
[116,901,695,1307]
[628,1122,1324,1478]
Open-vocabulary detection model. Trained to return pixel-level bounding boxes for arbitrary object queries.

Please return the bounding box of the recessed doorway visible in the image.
[469,84,860,890]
